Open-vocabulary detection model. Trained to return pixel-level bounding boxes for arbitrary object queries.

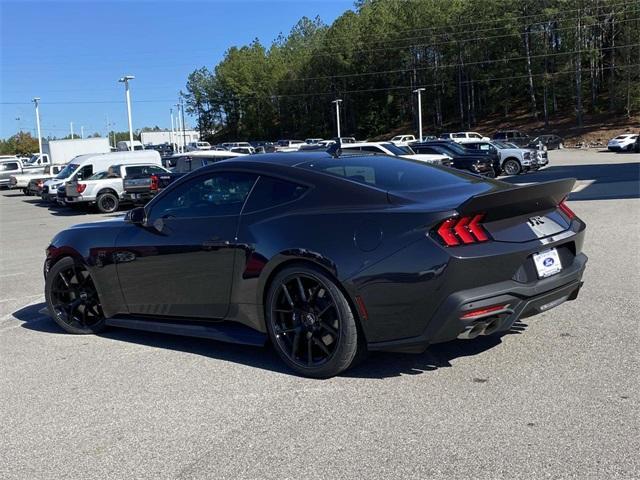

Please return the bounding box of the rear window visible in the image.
[298,156,472,192]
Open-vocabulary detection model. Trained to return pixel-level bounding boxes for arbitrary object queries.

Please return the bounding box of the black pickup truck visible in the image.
[411,141,498,177]
[122,171,184,205]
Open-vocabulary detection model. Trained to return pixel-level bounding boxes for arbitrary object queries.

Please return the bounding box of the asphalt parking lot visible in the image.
[1,149,639,479]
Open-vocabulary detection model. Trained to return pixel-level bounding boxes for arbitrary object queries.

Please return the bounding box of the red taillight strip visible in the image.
[558,199,576,220]
[468,214,488,241]
[460,304,510,320]
[150,174,159,191]
[436,214,490,246]
[436,218,460,246]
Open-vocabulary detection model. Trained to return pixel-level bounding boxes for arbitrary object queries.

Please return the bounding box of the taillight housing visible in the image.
[150,174,159,191]
[76,183,87,194]
[435,213,490,246]
[558,199,576,220]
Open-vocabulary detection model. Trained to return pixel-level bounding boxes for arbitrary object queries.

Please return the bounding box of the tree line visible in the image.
[182,0,640,141]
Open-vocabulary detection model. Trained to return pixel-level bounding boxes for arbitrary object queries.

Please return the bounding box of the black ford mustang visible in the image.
[44,152,587,378]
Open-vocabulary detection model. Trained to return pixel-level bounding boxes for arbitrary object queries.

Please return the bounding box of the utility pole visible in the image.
[170,108,176,152]
[119,75,135,150]
[413,88,426,141]
[32,97,42,161]
[332,99,342,138]
[70,122,74,139]
[180,98,187,151]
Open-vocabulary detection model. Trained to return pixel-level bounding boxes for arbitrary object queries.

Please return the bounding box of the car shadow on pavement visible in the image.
[13,302,528,379]
[502,160,640,200]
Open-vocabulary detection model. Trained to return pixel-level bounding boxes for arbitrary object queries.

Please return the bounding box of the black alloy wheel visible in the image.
[266,266,361,378]
[97,192,119,213]
[45,257,105,334]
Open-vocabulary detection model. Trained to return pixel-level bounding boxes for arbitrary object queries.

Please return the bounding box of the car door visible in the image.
[115,170,258,319]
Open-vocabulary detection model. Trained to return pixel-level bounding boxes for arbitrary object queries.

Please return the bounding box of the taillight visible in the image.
[150,174,159,191]
[558,199,576,220]
[435,213,490,246]
[460,304,510,320]
[76,183,87,194]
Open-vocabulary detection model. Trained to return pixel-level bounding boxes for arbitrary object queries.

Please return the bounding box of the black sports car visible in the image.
[44,152,587,378]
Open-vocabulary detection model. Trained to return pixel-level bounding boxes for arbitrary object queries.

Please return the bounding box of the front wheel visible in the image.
[45,257,106,334]
[96,192,119,213]
[502,159,522,175]
[266,265,362,378]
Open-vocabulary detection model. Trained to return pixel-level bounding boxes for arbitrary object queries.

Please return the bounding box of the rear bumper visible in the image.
[368,252,587,353]
[122,192,155,204]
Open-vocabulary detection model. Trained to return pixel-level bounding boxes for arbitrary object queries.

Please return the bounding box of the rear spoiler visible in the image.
[458,178,576,219]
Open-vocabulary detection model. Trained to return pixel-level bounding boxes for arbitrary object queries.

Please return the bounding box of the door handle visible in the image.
[202,239,230,250]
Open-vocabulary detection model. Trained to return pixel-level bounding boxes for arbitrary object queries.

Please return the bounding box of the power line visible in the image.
[303,16,640,58]
[235,63,640,100]
[276,42,640,84]
[319,4,639,52]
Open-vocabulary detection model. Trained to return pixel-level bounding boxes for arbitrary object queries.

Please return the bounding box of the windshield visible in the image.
[380,142,411,155]
[55,163,78,179]
[492,141,510,149]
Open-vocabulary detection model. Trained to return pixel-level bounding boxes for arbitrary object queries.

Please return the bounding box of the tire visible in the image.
[45,257,106,334]
[502,158,522,175]
[265,264,362,378]
[96,191,119,213]
[22,188,30,196]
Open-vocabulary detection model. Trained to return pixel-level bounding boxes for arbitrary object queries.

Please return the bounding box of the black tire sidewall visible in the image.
[97,192,119,213]
[265,265,360,378]
[45,257,106,334]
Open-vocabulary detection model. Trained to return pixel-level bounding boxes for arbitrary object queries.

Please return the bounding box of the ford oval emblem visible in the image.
[543,258,554,267]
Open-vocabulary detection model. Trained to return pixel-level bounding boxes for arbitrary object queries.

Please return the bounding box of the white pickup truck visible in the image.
[338,142,452,166]
[64,163,169,213]
[9,164,66,194]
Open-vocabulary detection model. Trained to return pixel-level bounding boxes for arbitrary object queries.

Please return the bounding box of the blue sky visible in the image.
[0,0,352,139]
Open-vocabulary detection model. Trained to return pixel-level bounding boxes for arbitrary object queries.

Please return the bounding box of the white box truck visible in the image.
[23,138,111,173]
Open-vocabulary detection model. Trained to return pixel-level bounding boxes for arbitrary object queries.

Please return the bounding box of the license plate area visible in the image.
[533,248,562,278]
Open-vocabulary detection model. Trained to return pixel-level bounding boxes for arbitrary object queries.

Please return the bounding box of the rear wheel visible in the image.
[503,158,522,175]
[96,192,119,213]
[266,265,361,378]
[45,257,105,334]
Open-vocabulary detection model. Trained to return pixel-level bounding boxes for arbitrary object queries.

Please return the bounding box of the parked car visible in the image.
[463,141,537,175]
[9,164,65,194]
[607,134,639,152]
[63,163,170,213]
[230,147,254,155]
[634,134,640,153]
[414,140,498,176]
[334,137,357,144]
[116,140,145,151]
[527,135,564,151]
[43,152,588,378]
[221,142,255,154]
[448,132,490,143]
[186,141,212,151]
[493,130,530,147]
[41,150,161,203]
[305,138,324,144]
[338,142,451,166]
[389,135,416,146]
[275,140,306,152]
[0,158,23,188]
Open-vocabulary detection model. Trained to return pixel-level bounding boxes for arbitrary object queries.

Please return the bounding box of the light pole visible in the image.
[81,126,84,139]
[70,122,74,139]
[332,99,342,138]
[170,108,175,152]
[119,75,135,150]
[413,88,425,141]
[174,104,182,152]
[32,97,42,161]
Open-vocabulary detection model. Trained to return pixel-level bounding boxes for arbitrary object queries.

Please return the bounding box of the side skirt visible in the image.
[104,316,267,347]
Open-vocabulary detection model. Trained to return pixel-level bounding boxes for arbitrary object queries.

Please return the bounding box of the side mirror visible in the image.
[125,207,146,225]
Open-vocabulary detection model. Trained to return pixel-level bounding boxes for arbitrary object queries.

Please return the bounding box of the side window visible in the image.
[126,166,144,176]
[76,165,93,180]
[243,176,307,213]
[0,162,19,171]
[151,172,257,218]
[414,146,437,155]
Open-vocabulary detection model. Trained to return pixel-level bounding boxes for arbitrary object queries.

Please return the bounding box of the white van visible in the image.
[41,150,161,202]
